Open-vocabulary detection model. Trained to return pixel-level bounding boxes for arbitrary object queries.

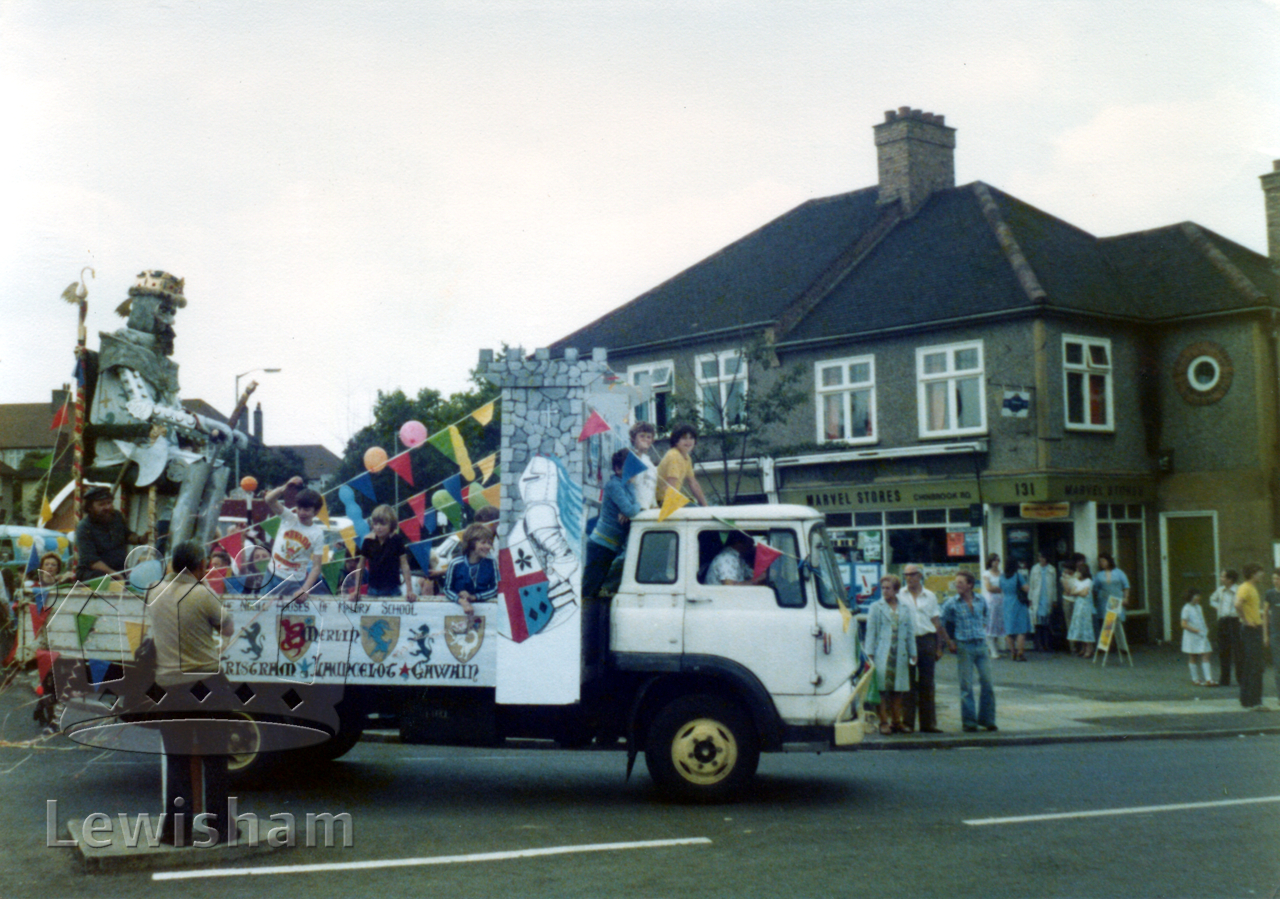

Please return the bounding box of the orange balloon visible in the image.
[364,446,389,473]
[240,476,258,493]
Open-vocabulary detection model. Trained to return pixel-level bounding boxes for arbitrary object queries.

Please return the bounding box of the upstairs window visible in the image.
[695,350,747,429]
[628,361,673,431]
[815,356,876,444]
[916,341,986,437]
[1063,335,1113,431]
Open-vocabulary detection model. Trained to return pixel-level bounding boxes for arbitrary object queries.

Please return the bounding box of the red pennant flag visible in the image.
[408,493,426,521]
[753,542,783,580]
[50,403,69,430]
[577,409,611,442]
[387,452,414,487]
[399,517,421,543]
[30,605,51,638]
[216,531,244,566]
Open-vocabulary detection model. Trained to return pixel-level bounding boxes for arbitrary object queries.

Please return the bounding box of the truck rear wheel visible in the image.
[644,694,759,802]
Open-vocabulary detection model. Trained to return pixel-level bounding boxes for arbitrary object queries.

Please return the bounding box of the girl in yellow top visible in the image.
[655,424,708,506]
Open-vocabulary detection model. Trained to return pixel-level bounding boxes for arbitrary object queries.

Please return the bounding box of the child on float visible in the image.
[354,504,415,600]
[442,523,499,625]
[628,421,660,510]
[1180,587,1214,686]
[263,475,325,601]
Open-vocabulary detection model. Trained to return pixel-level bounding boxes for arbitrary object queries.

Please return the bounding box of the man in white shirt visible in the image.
[900,564,944,733]
[1210,569,1240,688]
[706,532,766,587]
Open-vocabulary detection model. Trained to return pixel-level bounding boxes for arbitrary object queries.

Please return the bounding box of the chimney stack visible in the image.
[253,402,263,444]
[874,107,956,213]
[1261,160,1280,271]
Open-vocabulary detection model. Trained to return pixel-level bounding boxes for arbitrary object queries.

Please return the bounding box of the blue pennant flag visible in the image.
[87,658,111,685]
[339,485,371,542]
[443,473,465,509]
[351,472,378,504]
[622,451,647,481]
[422,510,438,537]
[406,540,433,574]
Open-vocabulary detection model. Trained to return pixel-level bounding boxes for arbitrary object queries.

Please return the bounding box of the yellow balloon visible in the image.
[17,534,32,548]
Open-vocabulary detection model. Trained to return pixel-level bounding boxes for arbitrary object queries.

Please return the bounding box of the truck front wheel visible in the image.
[644,694,760,802]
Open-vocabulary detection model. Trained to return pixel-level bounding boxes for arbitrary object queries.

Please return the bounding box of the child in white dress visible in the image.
[1180,588,1214,686]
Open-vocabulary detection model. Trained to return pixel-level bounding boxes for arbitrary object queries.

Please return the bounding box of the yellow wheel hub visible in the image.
[670,717,738,785]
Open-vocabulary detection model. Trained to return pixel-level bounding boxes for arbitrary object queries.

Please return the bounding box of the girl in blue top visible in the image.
[443,523,499,625]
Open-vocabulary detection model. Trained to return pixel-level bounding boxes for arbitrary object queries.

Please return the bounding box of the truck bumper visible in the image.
[832,664,875,747]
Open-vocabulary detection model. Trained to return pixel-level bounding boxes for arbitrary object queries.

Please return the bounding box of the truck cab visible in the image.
[609,504,870,799]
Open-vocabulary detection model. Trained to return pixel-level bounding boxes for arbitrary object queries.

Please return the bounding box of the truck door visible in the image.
[682,527,816,697]
[808,524,860,695]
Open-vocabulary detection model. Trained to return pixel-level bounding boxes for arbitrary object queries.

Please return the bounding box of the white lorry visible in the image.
[43,503,872,801]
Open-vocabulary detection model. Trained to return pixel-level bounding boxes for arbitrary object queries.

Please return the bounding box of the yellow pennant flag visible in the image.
[340,525,357,556]
[472,401,495,426]
[125,620,148,654]
[449,425,475,481]
[482,483,501,508]
[658,489,691,522]
[39,495,54,527]
[318,497,331,527]
[837,596,853,634]
[476,453,497,483]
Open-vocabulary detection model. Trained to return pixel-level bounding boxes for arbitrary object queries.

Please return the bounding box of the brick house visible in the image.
[552,108,1280,643]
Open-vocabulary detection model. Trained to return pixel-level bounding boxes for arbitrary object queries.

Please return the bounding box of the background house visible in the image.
[552,108,1280,644]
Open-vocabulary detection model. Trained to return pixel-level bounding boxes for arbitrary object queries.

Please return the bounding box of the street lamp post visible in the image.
[234,368,281,484]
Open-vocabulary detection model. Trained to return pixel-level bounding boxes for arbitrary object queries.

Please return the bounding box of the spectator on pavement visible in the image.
[1180,588,1214,686]
[900,564,943,733]
[941,570,997,732]
[1001,558,1031,662]
[1266,568,1280,707]
[1064,561,1096,658]
[865,574,916,734]
[1235,563,1266,710]
[1028,552,1058,652]
[1210,569,1240,688]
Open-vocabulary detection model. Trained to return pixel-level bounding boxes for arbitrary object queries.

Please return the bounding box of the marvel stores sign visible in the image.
[219,598,496,687]
[797,482,979,512]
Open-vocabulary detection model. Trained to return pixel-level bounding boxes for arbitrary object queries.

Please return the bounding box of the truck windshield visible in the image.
[808,526,846,609]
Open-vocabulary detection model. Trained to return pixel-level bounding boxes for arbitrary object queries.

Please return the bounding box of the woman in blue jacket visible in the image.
[865,574,917,734]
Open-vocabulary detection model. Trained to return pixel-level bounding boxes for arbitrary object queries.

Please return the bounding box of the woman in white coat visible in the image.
[865,574,917,734]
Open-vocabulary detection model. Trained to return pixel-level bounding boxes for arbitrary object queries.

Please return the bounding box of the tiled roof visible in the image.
[552,179,1278,353]
[279,444,342,480]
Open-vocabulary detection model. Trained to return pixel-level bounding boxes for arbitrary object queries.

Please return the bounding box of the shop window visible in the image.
[815,356,876,444]
[916,341,986,437]
[917,508,946,524]
[855,512,884,527]
[1063,335,1113,431]
[628,361,673,431]
[887,510,914,525]
[695,350,747,429]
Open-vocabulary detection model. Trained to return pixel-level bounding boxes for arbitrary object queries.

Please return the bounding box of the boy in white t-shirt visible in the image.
[264,475,325,601]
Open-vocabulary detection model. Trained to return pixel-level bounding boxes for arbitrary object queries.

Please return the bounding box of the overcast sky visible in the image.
[3,0,1278,456]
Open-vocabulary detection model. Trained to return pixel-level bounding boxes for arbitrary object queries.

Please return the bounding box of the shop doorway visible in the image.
[1159,512,1218,643]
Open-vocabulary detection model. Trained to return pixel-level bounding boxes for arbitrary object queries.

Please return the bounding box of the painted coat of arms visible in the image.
[361,615,401,664]
[445,615,485,663]
[278,614,315,662]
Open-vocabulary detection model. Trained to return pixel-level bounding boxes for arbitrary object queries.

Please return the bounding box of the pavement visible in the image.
[860,639,1280,750]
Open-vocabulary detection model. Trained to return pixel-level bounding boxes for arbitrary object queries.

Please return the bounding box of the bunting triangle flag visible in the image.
[408,493,426,523]
[482,483,501,508]
[321,560,345,595]
[422,509,439,536]
[40,495,54,527]
[466,486,490,511]
[351,472,378,504]
[471,401,495,426]
[477,453,497,483]
[87,659,111,685]
[30,605,50,638]
[216,531,244,566]
[260,516,281,542]
[399,517,421,543]
[125,620,147,654]
[443,473,465,509]
[752,541,783,579]
[76,612,98,647]
[426,428,454,463]
[50,403,69,430]
[33,452,52,470]
[657,489,691,522]
[837,596,853,634]
[387,452,414,487]
[407,541,433,574]
[449,426,475,481]
[318,497,331,528]
[339,525,357,556]
[577,409,611,442]
[622,451,647,481]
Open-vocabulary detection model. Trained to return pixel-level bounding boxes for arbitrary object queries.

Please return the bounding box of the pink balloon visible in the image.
[399,420,428,448]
